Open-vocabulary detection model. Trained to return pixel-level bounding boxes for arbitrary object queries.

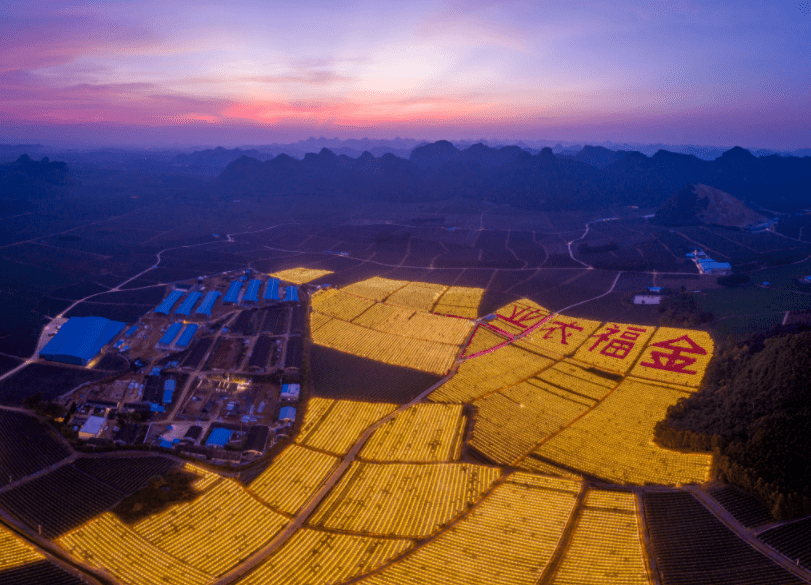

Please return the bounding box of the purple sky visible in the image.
[2,0,809,149]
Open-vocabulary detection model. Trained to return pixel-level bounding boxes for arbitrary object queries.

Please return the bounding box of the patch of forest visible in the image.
[654,325,811,520]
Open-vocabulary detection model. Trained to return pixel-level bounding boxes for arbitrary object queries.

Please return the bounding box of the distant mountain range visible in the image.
[0,154,72,199]
[216,141,811,212]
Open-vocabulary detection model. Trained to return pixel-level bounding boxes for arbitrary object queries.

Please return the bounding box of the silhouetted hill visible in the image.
[653,184,767,227]
[216,142,811,212]
[0,154,73,198]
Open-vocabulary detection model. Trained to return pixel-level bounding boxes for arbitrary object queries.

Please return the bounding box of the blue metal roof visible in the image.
[244,279,262,302]
[223,280,243,304]
[206,427,233,447]
[195,290,220,316]
[158,322,183,346]
[175,324,198,348]
[155,290,184,314]
[263,278,280,300]
[175,291,203,315]
[40,317,126,366]
[284,286,299,302]
[279,406,297,421]
[124,325,138,337]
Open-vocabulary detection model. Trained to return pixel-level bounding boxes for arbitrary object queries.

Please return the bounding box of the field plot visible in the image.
[572,322,656,374]
[430,343,552,403]
[706,485,774,529]
[270,267,333,284]
[514,314,602,359]
[629,327,714,387]
[311,346,441,403]
[342,276,408,301]
[551,490,649,585]
[360,403,466,462]
[352,302,474,345]
[490,298,550,336]
[518,456,582,478]
[470,378,592,464]
[71,456,178,493]
[310,289,377,321]
[0,523,43,570]
[58,512,212,585]
[0,560,85,585]
[759,517,811,572]
[644,491,805,585]
[296,398,398,455]
[532,378,711,485]
[248,444,339,515]
[0,363,110,405]
[359,473,581,585]
[132,479,287,575]
[383,281,447,311]
[0,409,70,480]
[238,529,413,585]
[309,462,500,538]
[462,324,509,357]
[536,360,617,401]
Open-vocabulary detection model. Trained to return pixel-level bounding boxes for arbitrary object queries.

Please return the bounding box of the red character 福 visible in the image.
[588,324,648,360]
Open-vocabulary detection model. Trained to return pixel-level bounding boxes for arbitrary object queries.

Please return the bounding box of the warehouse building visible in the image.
[175,291,203,316]
[157,322,184,348]
[284,285,299,302]
[243,279,262,303]
[195,290,221,316]
[281,383,300,401]
[175,323,198,349]
[279,406,297,422]
[223,280,243,304]
[264,278,281,301]
[154,290,184,314]
[39,316,126,366]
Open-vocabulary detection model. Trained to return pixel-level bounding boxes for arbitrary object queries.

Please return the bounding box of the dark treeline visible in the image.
[215,141,811,212]
[654,326,811,520]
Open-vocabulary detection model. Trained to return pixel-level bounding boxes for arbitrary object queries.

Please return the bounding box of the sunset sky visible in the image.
[2,0,809,148]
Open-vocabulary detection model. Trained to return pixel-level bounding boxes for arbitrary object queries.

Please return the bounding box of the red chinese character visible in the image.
[588,325,647,359]
[538,320,584,345]
[640,335,707,375]
[498,304,546,330]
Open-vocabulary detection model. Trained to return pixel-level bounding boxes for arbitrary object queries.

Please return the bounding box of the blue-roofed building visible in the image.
[283,286,299,302]
[155,290,184,314]
[40,316,126,366]
[175,323,198,348]
[195,290,221,316]
[163,379,176,404]
[243,279,262,302]
[206,427,233,447]
[279,406,297,422]
[175,291,203,316]
[124,325,138,338]
[263,278,280,301]
[223,280,243,304]
[157,322,184,347]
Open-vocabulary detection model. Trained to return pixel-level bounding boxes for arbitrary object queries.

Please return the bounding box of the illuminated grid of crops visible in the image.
[309,462,500,538]
[462,325,509,357]
[432,286,484,318]
[309,312,332,333]
[237,529,413,585]
[312,318,460,374]
[352,303,474,345]
[182,462,221,491]
[515,314,602,359]
[572,322,656,374]
[0,523,43,570]
[341,277,408,301]
[518,456,582,479]
[358,473,581,585]
[310,289,377,321]
[532,379,712,485]
[536,361,616,401]
[630,327,714,387]
[58,512,212,585]
[429,344,552,403]
[360,403,466,462]
[132,479,288,575]
[270,267,333,284]
[551,489,650,585]
[385,281,448,311]
[297,398,398,455]
[470,378,592,464]
[490,298,551,336]
[249,444,340,514]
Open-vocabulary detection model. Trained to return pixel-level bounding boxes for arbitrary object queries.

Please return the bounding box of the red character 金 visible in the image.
[640,335,707,375]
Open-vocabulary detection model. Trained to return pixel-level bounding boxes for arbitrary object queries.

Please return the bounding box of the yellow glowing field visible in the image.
[311,289,377,321]
[462,325,509,357]
[58,513,211,585]
[341,277,408,301]
[351,302,474,345]
[429,344,552,403]
[309,312,332,333]
[133,479,288,575]
[630,327,714,387]
[309,462,500,538]
[270,267,333,284]
[297,398,398,455]
[533,379,712,485]
[551,490,650,585]
[0,523,43,570]
[358,473,581,585]
[573,322,656,374]
[182,462,221,492]
[249,444,340,514]
[432,286,485,318]
[518,456,582,479]
[515,315,602,359]
[491,298,551,336]
[238,529,413,585]
[312,318,459,374]
[385,281,448,311]
[536,361,616,401]
[360,403,466,462]
[470,379,592,464]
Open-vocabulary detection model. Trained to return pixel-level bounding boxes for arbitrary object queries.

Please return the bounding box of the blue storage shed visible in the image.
[195,290,221,316]
[155,290,184,314]
[157,322,183,347]
[124,325,138,338]
[175,291,203,316]
[263,278,280,301]
[283,286,299,302]
[163,379,176,404]
[243,279,262,302]
[223,280,243,304]
[279,406,297,422]
[175,324,198,349]
[40,317,126,366]
[206,427,233,447]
